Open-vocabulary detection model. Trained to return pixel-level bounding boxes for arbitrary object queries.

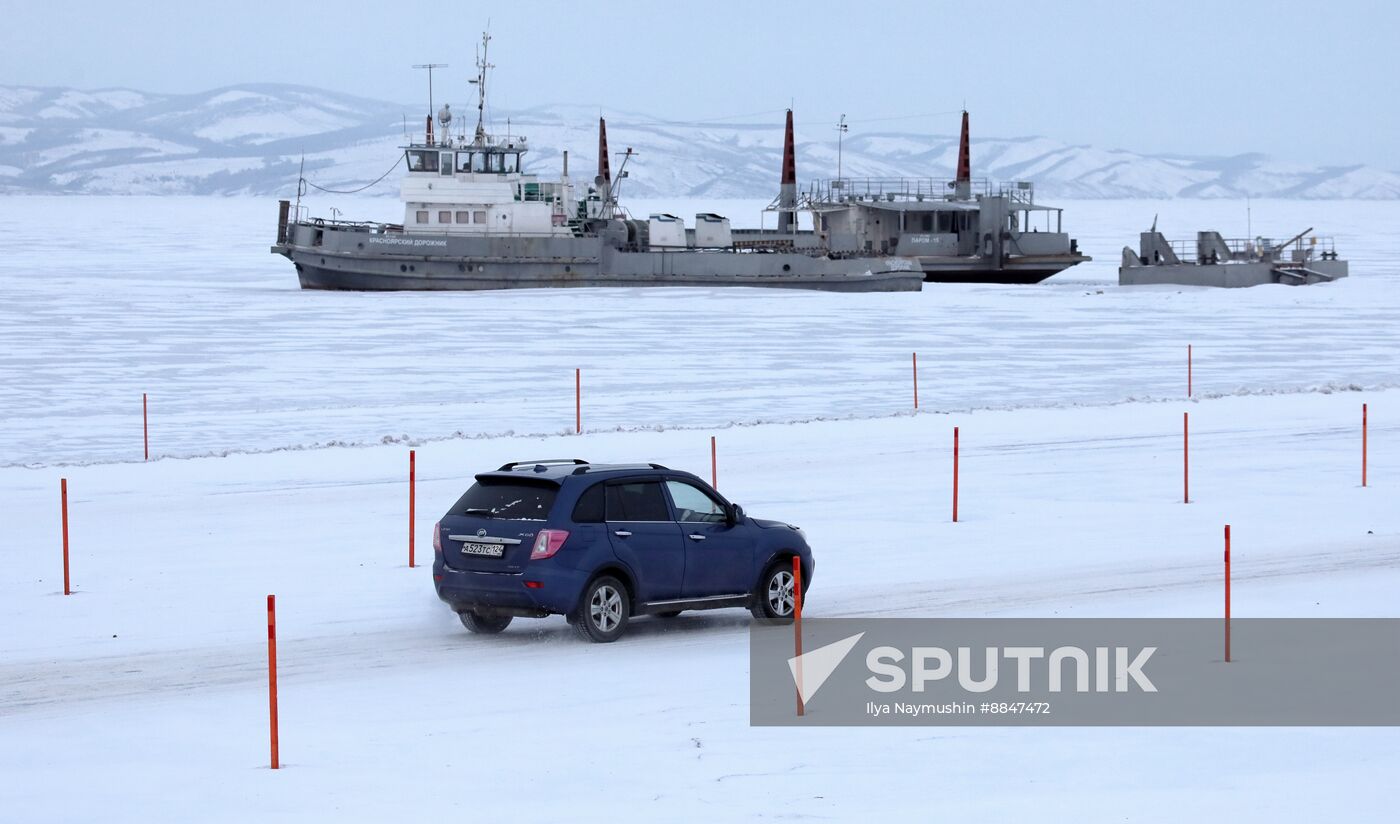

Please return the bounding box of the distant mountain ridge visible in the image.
[3,83,1398,199]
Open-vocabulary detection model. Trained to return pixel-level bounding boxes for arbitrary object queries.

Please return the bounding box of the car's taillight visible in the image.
[530,529,570,559]
[433,521,442,555]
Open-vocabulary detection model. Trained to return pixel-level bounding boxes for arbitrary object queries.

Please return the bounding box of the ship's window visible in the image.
[456,211,470,224]
[438,211,452,223]
[504,153,518,173]
[416,210,429,224]
[472,153,488,173]
[406,150,438,173]
[439,154,452,176]
[488,153,504,173]
[456,153,472,173]
[473,210,487,224]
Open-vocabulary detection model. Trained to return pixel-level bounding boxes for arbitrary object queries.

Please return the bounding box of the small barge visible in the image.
[1120,224,1348,287]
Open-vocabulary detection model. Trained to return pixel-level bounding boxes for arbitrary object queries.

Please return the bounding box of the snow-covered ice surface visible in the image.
[2,196,1399,820]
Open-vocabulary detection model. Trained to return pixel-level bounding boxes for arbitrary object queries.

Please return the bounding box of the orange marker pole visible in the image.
[792,555,804,717]
[142,393,149,461]
[912,352,919,410]
[1184,412,1190,504]
[952,426,960,523]
[1188,345,1193,398]
[1362,403,1368,487]
[408,449,416,568]
[710,436,718,489]
[1224,525,1231,664]
[575,368,581,434]
[267,594,279,769]
[61,478,71,596]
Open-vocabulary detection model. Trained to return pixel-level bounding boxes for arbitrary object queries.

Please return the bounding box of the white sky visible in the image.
[9,0,1399,167]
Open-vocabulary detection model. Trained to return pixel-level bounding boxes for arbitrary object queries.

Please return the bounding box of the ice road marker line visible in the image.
[268,594,279,769]
[1362,403,1368,488]
[1224,525,1232,664]
[793,555,804,717]
[912,352,919,410]
[1184,412,1190,504]
[142,392,149,461]
[711,436,718,490]
[409,449,417,568]
[952,426,960,523]
[788,632,865,706]
[60,478,70,596]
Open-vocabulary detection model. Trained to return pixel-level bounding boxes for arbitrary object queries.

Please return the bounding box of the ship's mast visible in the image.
[412,62,448,144]
[468,32,494,145]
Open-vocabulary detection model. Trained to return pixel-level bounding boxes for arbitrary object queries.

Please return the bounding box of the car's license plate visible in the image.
[461,542,504,558]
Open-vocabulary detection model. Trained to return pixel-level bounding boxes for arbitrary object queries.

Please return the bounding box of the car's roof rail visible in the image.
[497,458,590,471]
[571,462,670,474]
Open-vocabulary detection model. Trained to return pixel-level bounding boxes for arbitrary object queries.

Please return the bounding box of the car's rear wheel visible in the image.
[459,610,513,634]
[751,561,800,623]
[571,575,630,642]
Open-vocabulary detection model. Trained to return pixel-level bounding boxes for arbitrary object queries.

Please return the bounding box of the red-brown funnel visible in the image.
[781,109,796,185]
[956,110,970,182]
[598,117,611,188]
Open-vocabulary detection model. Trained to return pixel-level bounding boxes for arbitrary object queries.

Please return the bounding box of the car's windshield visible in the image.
[449,480,557,520]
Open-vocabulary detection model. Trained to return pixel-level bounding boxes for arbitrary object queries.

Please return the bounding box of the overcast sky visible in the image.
[9,0,1398,167]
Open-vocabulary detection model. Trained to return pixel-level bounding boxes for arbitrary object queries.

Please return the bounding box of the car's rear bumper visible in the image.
[433,559,582,617]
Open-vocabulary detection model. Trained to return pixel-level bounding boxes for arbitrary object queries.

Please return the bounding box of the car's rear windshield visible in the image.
[449,480,558,520]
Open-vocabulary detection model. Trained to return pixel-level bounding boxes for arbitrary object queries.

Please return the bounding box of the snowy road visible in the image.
[5,538,1396,716]
[4,384,1398,820]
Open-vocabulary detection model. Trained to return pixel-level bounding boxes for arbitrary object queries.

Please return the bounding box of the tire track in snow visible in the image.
[3,541,1395,717]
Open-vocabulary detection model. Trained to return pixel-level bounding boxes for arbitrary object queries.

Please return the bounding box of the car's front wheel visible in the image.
[459,610,513,634]
[571,575,630,642]
[751,561,800,623]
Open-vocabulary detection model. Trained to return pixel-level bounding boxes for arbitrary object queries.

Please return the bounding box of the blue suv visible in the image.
[432,459,813,642]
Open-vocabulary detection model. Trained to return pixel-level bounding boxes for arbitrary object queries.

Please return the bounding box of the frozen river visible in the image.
[2,196,1398,466]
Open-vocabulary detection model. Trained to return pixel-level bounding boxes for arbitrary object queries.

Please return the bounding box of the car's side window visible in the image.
[572,482,605,523]
[665,480,727,524]
[605,480,670,522]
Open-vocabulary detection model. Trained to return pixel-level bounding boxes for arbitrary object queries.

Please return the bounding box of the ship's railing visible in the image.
[801,177,1037,205]
[1165,236,1338,262]
[295,217,405,234]
[407,132,529,151]
[294,214,607,240]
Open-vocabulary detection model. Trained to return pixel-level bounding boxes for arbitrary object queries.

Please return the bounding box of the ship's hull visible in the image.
[275,224,924,293]
[916,255,1092,285]
[1118,259,1348,287]
[290,259,923,292]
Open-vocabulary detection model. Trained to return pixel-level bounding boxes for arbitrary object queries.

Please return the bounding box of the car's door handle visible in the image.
[687,533,706,541]
[613,530,632,538]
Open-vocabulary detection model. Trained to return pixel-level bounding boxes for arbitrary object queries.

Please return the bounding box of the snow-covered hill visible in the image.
[3,83,1399,199]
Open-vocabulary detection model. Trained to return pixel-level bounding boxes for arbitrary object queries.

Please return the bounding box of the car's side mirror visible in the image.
[728,503,745,524]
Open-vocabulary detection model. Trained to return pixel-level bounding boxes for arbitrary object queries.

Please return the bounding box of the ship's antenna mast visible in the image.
[836,114,848,183]
[412,62,449,139]
[468,31,494,144]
